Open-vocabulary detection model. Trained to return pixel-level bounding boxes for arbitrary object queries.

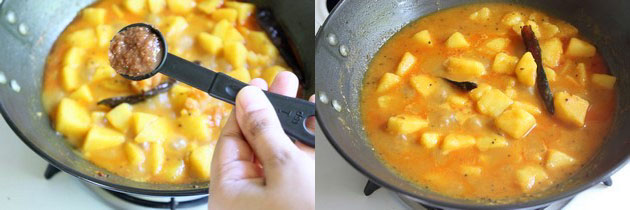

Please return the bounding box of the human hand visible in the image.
[209,72,315,210]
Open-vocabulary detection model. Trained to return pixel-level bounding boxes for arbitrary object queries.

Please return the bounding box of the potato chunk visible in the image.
[247,31,277,56]
[178,115,211,141]
[124,142,145,165]
[190,144,215,179]
[515,52,537,87]
[447,95,469,108]
[377,95,393,109]
[225,1,255,24]
[167,0,194,14]
[387,115,428,135]
[469,7,490,22]
[135,118,169,143]
[224,41,247,68]
[496,108,536,139]
[112,4,124,18]
[476,134,508,151]
[56,98,91,144]
[419,132,440,149]
[211,8,238,24]
[510,101,542,115]
[412,30,433,47]
[513,21,541,37]
[541,38,563,67]
[132,112,159,134]
[477,89,513,117]
[574,63,587,85]
[82,8,106,26]
[69,85,94,103]
[566,38,596,57]
[591,74,616,89]
[445,32,470,49]
[504,87,517,99]
[502,12,523,26]
[162,160,185,182]
[540,22,559,39]
[95,25,114,48]
[442,134,475,154]
[527,21,542,38]
[147,0,166,13]
[91,112,106,125]
[224,28,245,44]
[554,91,589,127]
[132,112,169,142]
[410,74,437,97]
[197,32,223,55]
[492,53,518,74]
[106,103,133,132]
[168,83,192,110]
[198,0,222,14]
[484,38,509,53]
[124,0,145,14]
[63,47,86,68]
[163,16,188,38]
[83,126,125,152]
[227,68,251,83]
[445,57,486,78]
[516,166,549,192]
[148,142,165,175]
[376,73,401,93]
[469,84,492,101]
[544,68,557,82]
[261,66,286,85]
[396,52,417,76]
[62,67,81,92]
[546,149,575,169]
[212,19,231,40]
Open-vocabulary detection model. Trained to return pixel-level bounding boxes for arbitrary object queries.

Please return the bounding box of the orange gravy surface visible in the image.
[360,3,615,201]
[43,0,288,184]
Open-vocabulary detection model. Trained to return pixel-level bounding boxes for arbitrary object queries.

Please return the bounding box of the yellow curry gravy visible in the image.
[361,3,616,201]
[43,0,288,184]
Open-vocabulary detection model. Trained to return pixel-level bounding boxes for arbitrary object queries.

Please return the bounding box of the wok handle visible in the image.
[208,73,316,147]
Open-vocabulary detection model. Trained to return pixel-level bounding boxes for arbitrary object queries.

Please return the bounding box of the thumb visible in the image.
[234,86,299,172]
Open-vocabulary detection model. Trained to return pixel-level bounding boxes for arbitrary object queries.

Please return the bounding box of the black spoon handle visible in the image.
[209,73,315,146]
[161,54,316,147]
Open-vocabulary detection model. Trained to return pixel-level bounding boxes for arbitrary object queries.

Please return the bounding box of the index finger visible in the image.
[210,80,269,183]
[234,86,299,169]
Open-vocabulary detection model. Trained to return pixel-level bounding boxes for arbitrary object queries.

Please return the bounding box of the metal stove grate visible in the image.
[362,177,612,210]
[43,164,207,210]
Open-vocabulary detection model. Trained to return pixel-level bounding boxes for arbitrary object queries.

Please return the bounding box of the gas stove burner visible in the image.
[362,177,613,210]
[43,164,208,210]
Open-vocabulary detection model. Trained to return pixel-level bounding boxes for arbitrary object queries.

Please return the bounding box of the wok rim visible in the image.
[0,102,209,197]
[314,0,630,209]
[0,0,313,198]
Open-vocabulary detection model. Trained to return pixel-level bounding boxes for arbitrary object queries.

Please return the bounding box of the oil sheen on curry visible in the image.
[42,0,289,183]
[361,3,616,201]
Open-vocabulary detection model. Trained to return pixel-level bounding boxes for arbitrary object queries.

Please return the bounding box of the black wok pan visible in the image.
[316,0,630,209]
[0,0,313,196]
